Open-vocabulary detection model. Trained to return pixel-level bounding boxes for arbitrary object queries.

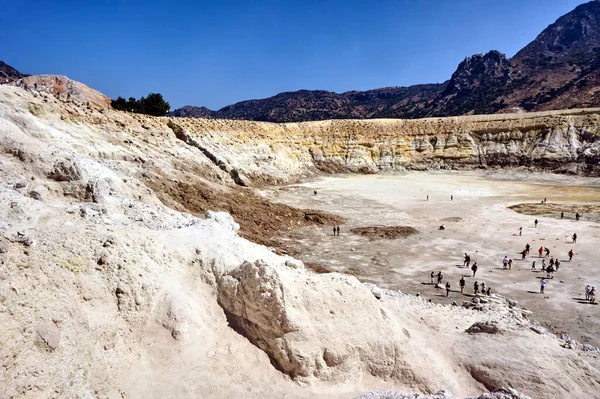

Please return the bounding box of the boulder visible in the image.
[48,158,82,182]
[28,184,48,201]
[215,260,455,387]
[205,210,240,232]
[0,237,9,253]
[36,321,60,351]
[466,321,500,334]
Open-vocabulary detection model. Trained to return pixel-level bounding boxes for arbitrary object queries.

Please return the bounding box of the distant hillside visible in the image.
[0,61,26,81]
[171,84,445,122]
[171,0,600,122]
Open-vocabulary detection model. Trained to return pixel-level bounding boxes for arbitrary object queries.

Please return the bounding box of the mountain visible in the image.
[171,84,445,121]
[423,50,523,117]
[171,0,600,122]
[169,105,216,118]
[0,61,26,81]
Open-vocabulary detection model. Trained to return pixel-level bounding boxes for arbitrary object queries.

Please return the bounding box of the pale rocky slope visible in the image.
[1,83,600,398]
[169,109,600,180]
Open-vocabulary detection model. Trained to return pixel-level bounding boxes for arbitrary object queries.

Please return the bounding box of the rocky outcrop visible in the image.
[22,75,111,108]
[426,51,523,116]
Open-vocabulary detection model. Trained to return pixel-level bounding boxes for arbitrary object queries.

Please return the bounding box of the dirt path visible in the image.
[268,171,600,347]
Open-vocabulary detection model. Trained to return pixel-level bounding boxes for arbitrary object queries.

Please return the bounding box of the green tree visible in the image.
[111,93,170,116]
[141,93,170,116]
[111,96,127,111]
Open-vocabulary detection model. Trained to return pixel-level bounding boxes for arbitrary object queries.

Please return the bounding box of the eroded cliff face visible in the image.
[166,110,600,182]
[12,81,599,186]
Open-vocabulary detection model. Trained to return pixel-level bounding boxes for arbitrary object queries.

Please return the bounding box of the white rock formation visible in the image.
[0,84,599,398]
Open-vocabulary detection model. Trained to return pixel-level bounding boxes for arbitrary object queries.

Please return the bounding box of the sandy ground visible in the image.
[267,171,600,347]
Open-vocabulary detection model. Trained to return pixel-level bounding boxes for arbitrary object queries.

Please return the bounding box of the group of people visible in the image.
[535,257,560,279]
[431,257,488,298]
[431,271,452,297]
[432,275,493,297]
[560,211,582,221]
[332,226,341,236]
[537,246,551,258]
[585,285,597,304]
[521,243,575,263]
[423,198,592,303]
[463,253,478,276]
[7,78,56,95]
[502,256,513,270]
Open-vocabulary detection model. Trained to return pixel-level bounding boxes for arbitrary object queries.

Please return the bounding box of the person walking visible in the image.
[538,247,543,258]
[555,258,560,270]
[534,219,538,228]
[572,233,577,244]
[430,271,435,285]
[459,277,466,294]
[508,258,513,270]
[568,249,574,261]
[540,279,546,294]
[333,226,337,236]
[474,281,480,295]
[525,243,531,254]
[531,260,536,270]
[437,271,444,285]
[502,256,509,270]
[471,262,478,277]
[541,259,547,271]
[445,282,451,297]
[521,250,527,260]
[544,247,550,257]
[561,212,564,219]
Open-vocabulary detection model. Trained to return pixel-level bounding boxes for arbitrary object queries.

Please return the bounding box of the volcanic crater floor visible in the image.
[266,171,600,347]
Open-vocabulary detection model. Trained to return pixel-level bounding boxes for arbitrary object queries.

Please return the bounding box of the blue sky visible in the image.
[0,0,589,109]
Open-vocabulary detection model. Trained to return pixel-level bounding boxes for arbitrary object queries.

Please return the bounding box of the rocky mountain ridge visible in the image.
[172,0,600,122]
